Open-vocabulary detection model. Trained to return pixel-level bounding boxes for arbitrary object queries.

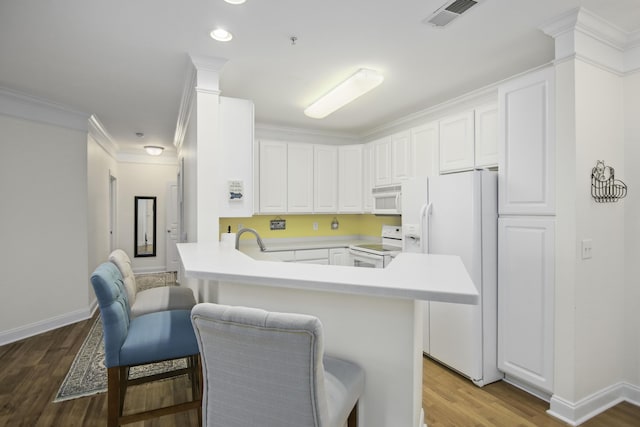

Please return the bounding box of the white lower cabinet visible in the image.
[498,216,555,393]
[329,247,352,266]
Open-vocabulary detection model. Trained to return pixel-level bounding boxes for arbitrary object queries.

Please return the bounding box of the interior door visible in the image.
[166,181,179,272]
[109,173,117,252]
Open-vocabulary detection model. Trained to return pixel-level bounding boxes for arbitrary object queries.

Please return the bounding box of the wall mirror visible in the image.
[134,196,157,257]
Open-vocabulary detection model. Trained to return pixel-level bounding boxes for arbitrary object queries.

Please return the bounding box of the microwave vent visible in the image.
[423,0,481,28]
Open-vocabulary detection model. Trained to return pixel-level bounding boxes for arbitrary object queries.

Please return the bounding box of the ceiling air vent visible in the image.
[423,0,481,28]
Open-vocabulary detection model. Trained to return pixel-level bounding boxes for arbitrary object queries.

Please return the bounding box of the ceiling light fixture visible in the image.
[144,145,164,156]
[224,0,246,4]
[210,28,233,42]
[304,68,384,119]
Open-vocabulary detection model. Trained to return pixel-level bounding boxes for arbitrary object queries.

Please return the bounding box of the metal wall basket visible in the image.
[591,160,627,203]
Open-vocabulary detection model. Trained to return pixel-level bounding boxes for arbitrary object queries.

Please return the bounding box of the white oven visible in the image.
[349,225,402,268]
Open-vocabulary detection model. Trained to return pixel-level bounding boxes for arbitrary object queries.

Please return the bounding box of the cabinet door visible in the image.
[258,140,287,213]
[314,145,338,212]
[373,137,392,187]
[287,143,314,213]
[498,217,554,393]
[391,131,413,183]
[362,143,374,212]
[474,103,498,168]
[439,111,475,173]
[411,122,439,178]
[338,145,363,213]
[329,248,353,266]
[498,67,555,215]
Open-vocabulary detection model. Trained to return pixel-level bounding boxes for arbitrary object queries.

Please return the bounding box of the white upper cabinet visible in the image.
[362,143,374,212]
[439,110,475,173]
[411,122,439,177]
[338,145,363,213]
[219,97,255,217]
[373,137,393,187]
[474,103,498,168]
[287,143,314,213]
[258,140,287,213]
[391,130,413,182]
[498,67,555,215]
[314,145,338,212]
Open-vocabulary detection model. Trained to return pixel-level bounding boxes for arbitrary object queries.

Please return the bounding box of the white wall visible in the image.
[0,113,90,341]
[624,71,640,386]
[573,60,626,398]
[554,59,578,402]
[116,161,177,273]
[554,57,628,406]
[87,133,118,301]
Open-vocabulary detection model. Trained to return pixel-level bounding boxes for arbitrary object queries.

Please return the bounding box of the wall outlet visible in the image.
[313,222,318,231]
[237,224,243,231]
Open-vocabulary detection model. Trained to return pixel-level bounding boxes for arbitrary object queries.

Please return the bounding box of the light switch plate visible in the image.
[581,239,593,259]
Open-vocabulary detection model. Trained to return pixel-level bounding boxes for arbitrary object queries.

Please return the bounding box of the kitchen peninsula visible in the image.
[178,242,478,427]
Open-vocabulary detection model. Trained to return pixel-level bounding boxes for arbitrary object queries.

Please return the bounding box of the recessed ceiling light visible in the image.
[224,0,246,4]
[210,28,233,42]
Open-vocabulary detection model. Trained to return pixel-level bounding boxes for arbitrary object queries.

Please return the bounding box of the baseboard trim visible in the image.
[503,374,552,402]
[548,382,640,425]
[0,307,93,346]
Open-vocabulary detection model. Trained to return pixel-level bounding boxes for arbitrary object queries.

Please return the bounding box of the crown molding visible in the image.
[541,7,640,74]
[174,55,227,151]
[173,61,197,150]
[88,115,119,159]
[0,86,89,132]
[255,122,359,145]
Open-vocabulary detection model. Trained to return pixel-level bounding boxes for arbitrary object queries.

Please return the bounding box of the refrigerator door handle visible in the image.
[419,202,432,253]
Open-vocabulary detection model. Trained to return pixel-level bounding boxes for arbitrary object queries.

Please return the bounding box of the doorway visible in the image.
[166,181,179,272]
[109,173,117,252]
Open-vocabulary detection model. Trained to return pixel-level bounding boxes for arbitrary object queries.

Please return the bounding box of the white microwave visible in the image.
[372,184,402,215]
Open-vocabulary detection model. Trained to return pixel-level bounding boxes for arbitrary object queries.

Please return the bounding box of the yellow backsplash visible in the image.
[220,214,401,240]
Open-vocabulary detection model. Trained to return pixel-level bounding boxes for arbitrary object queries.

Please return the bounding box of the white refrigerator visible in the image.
[401,170,502,387]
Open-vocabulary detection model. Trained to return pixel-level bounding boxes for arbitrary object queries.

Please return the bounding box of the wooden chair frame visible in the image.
[106,354,202,427]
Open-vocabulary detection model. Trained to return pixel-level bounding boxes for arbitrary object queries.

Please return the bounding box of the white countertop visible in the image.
[178,242,479,304]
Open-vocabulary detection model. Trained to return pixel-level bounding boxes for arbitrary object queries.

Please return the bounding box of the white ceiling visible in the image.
[1,0,639,156]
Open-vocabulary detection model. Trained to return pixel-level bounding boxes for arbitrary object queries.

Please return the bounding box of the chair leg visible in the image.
[107,367,121,427]
[347,402,358,427]
[192,355,203,426]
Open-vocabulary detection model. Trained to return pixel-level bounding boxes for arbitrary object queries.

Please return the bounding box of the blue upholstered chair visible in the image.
[109,249,196,318]
[90,262,201,427]
[191,303,365,427]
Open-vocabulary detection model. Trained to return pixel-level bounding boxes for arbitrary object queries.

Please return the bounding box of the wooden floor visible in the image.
[1,316,639,426]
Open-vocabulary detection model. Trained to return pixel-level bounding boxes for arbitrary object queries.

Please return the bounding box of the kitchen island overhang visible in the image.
[177,242,478,427]
[177,242,479,305]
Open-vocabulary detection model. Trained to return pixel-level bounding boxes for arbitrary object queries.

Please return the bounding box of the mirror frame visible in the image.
[134,196,157,258]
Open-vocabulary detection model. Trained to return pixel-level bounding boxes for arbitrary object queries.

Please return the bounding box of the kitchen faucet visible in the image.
[235,228,266,251]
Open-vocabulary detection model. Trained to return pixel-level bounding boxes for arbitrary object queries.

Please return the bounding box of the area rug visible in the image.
[53,272,186,402]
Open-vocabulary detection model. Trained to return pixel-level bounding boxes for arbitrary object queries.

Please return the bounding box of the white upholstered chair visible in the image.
[191,303,365,427]
[108,249,196,318]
